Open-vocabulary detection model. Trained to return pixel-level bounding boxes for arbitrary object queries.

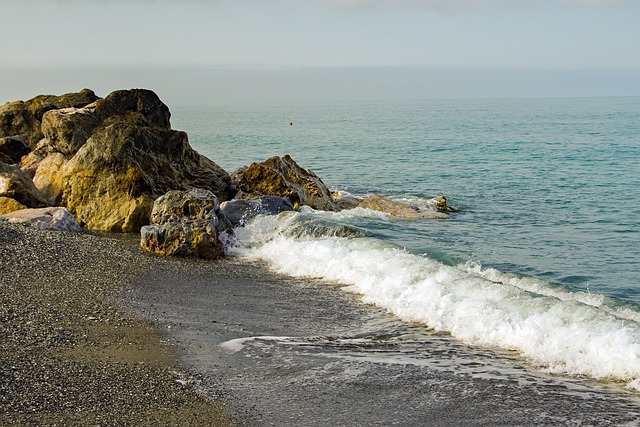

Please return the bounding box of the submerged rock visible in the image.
[331,190,361,210]
[220,196,294,226]
[236,155,337,211]
[284,216,367,239]
[140,188,231,259]
[0,206,81,232]
[358,194,450,219]
[431,195,456,212]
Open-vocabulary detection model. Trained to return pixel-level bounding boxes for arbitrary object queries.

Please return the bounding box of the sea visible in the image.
[171,97,640,393]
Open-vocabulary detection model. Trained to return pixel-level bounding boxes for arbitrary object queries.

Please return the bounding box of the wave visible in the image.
[226,210,640,391]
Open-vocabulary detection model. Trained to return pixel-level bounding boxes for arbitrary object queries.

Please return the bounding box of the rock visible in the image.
[284,216,367,239]
[358,194,450,219]
[0,136,30,164]
[140,188,230,259]
[32,152,68,206]
[236,155,337,211]
[0,207,82,232]
[0,101,41,149]
[0,196,26,215]
[149,187,226,225]
[13,88,233,232]
[230,165,247,193]
[0,161,49,208]
[41,105,100,157]
[0,89,99,148]
[93,88,171,129]
[61,112,231,232]
[220,196,294,226]
[331,190,361,210]
[431,195,456,212]
[23,89,172,172]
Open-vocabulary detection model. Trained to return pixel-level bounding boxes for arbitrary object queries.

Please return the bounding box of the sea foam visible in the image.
[227,211,640,390]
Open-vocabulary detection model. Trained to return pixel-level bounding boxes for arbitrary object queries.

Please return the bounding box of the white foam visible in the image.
[228,213,640,390]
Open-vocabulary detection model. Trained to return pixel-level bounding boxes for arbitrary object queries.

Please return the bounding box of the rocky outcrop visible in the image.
[236,155,337,211]
[61,117,231,232]
[357,194,450,219]
[19,89,171,176]
[0,207,81,232]
[0,89,99,149]
[220,196,294,226]
[0,136,30,165]
[0,161,49,209]
[8,88,231,232]
[140,188,231,259]
[3,87,456,244]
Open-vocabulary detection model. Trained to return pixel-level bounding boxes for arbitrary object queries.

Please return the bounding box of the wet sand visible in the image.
[3,221,640,426]
[126,251,640,426]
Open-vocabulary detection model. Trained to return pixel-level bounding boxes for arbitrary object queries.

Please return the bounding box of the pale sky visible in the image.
[1,0,639,103]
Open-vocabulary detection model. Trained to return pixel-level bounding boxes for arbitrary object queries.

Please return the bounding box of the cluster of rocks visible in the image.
[1,88,454,260]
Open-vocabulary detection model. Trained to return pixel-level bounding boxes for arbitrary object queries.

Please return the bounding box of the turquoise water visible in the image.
[171,97,640,388]
[173,97,639,307]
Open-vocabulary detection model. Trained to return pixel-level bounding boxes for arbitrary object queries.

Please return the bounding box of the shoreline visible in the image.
[0,221,239,426]
[123,234,640,426]
[3,221,640,426]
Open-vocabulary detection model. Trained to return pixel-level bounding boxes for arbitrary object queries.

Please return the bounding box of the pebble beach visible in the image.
[0,221,237,426]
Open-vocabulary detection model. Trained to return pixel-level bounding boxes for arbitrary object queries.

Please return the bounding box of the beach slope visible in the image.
[0,221,237,426]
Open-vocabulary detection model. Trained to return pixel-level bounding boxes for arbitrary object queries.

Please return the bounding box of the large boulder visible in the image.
[0,161,49,208]
[21,88,172,177]
[236,155,337,211]
[40,105,101,157]
[140,188,231,259]
[61,115,231,232]
[0,136,30,165]
[220,195,294,227]
[0,89,99,148]
[0,207,81,232]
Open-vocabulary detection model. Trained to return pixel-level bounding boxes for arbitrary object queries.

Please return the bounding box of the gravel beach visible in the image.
[0,221,238,426]
[4,220,640,426]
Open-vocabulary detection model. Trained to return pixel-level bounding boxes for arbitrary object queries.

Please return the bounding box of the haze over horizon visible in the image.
[2,0,639,104]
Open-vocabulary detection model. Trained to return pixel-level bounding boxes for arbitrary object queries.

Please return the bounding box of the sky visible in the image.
[1,0,639,104]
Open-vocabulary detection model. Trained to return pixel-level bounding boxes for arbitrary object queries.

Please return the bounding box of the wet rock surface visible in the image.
[220,196,294,227]
[236,155,337,211]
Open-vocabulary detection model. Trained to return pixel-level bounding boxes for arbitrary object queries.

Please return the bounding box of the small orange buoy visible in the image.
[289,121,293,126]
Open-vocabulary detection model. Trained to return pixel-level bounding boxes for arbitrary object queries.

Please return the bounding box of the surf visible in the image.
[227,208,640,391]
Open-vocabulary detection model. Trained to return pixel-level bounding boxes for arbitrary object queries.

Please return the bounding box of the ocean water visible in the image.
[171,97,640,391]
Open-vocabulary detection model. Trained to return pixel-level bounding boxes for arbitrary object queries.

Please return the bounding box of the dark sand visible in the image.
[3,221,640,426]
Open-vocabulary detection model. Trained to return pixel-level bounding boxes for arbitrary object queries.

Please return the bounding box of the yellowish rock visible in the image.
[0,196,26,215]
